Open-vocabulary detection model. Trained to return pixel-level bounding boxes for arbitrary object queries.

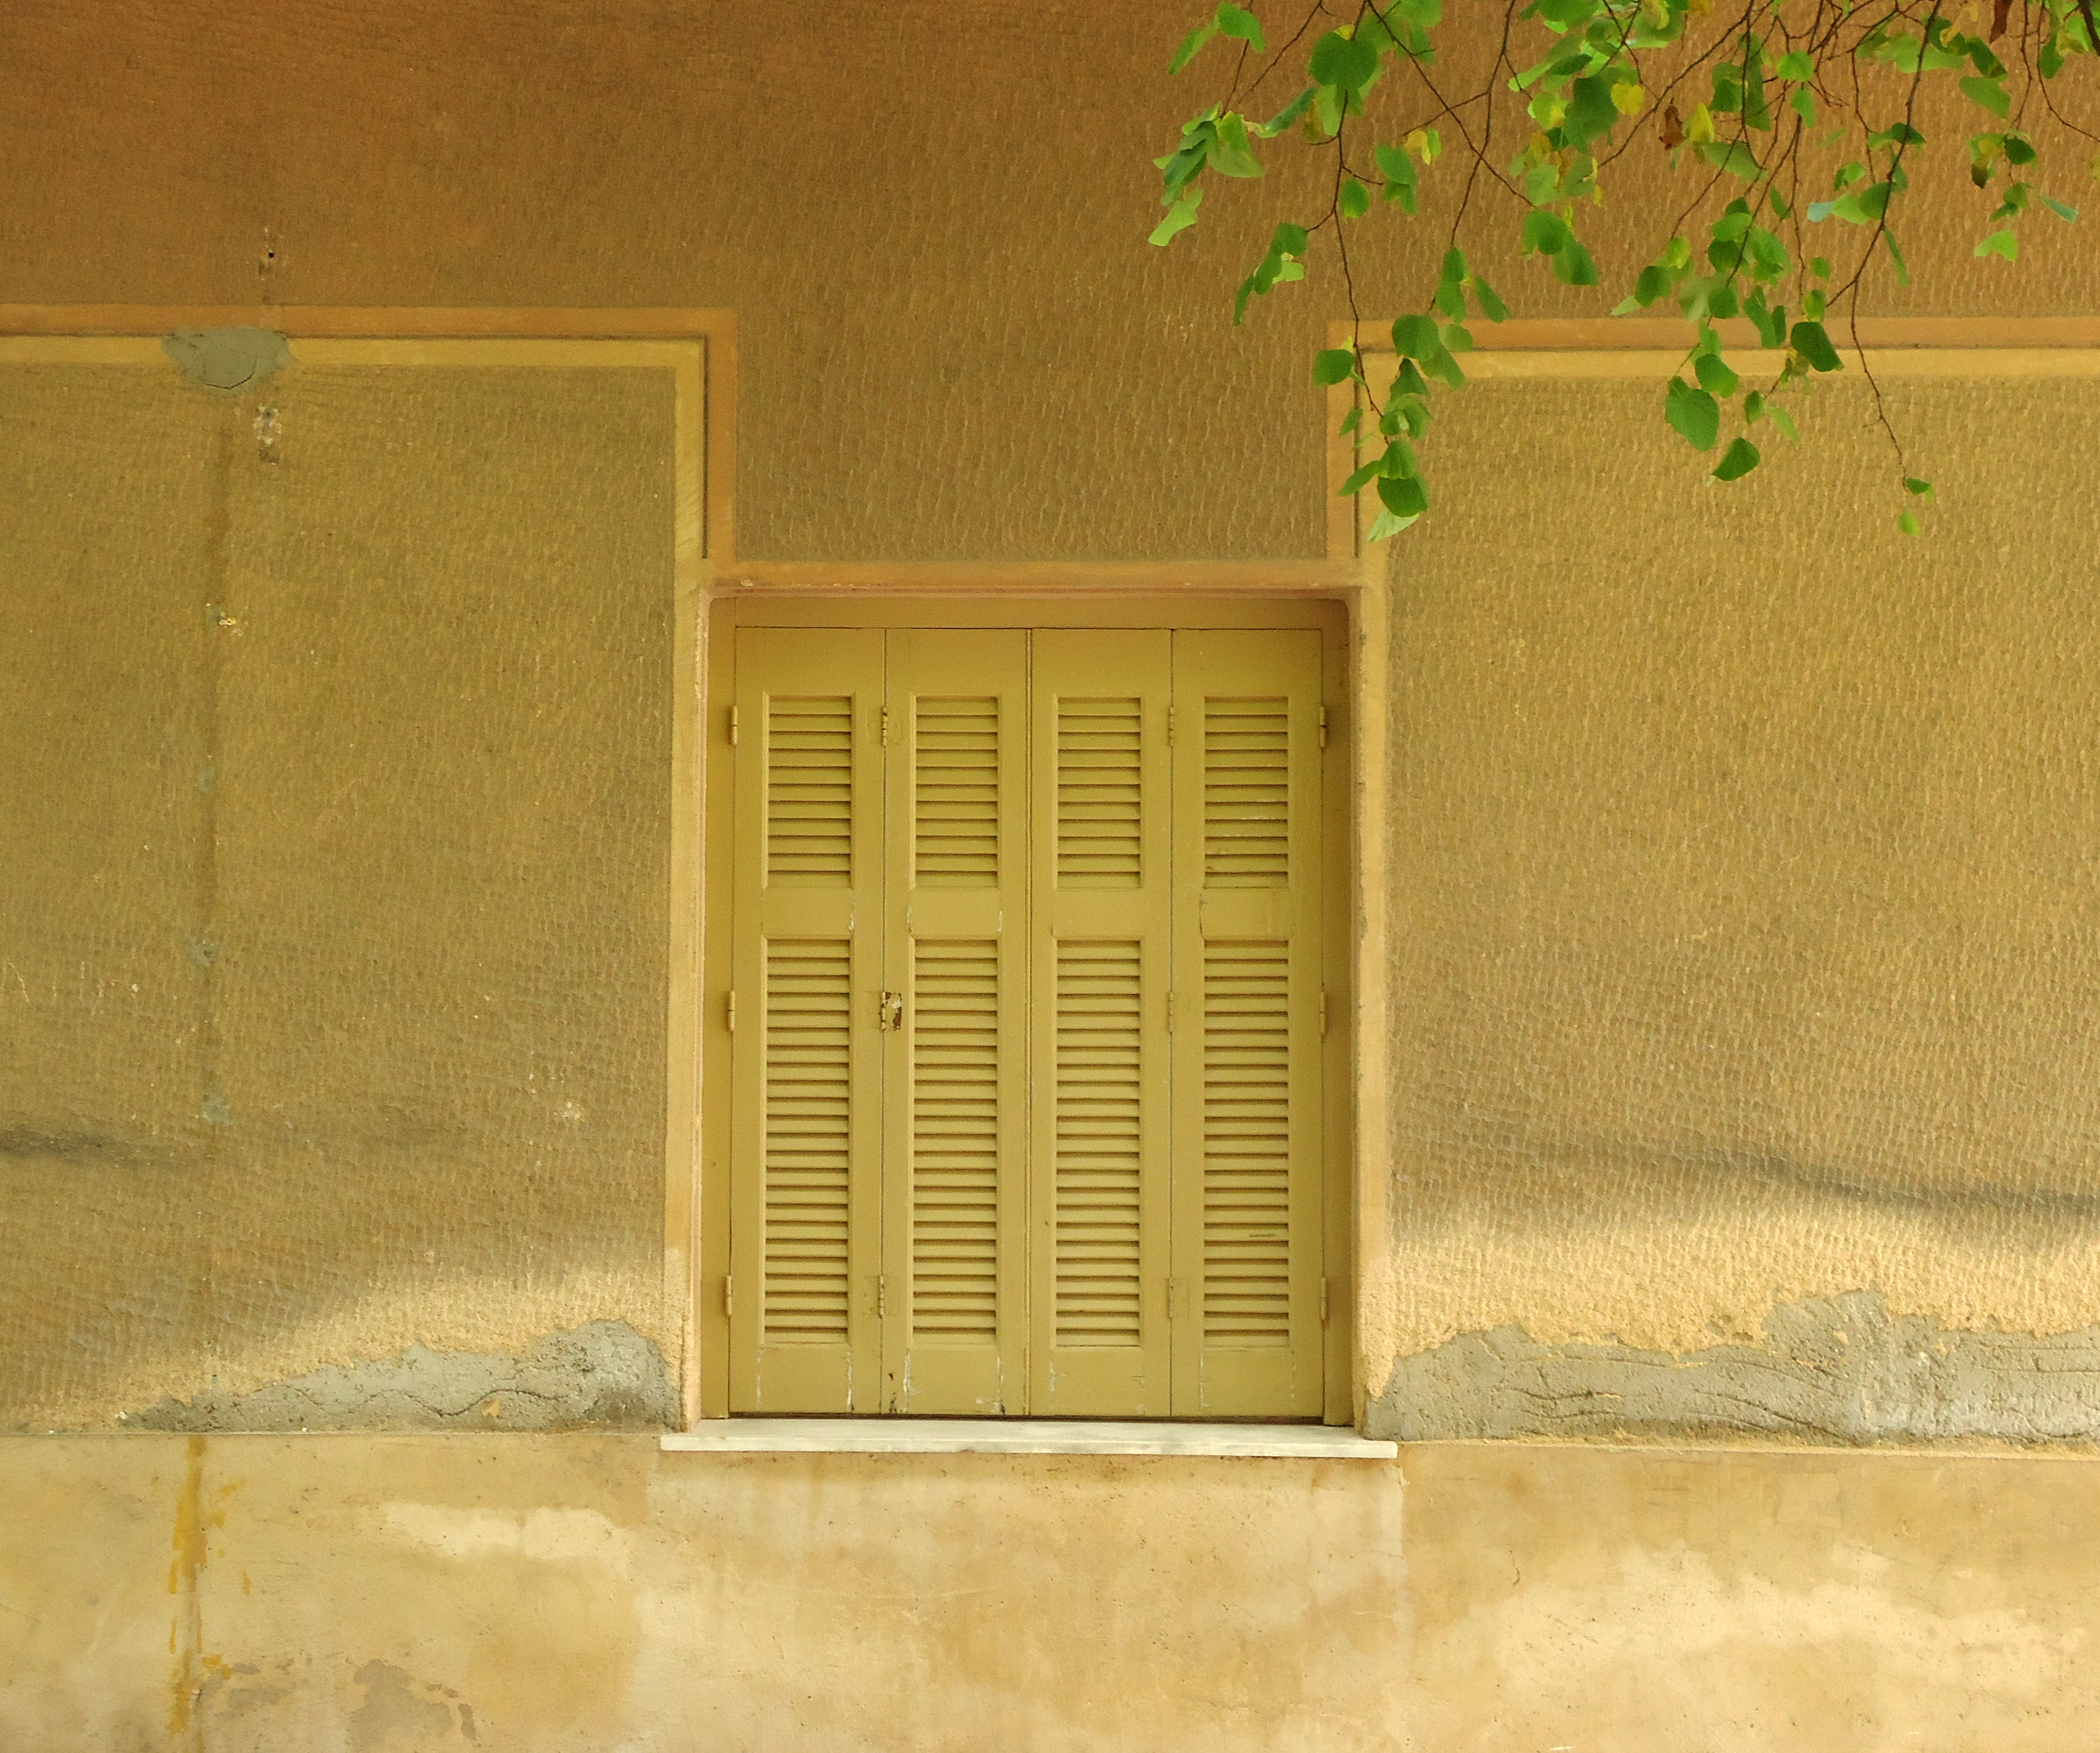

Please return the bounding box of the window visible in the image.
[704,604,1349,1420]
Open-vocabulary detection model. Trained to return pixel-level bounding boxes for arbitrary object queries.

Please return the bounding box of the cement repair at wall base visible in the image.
[123,1320,675,1433]
[1371,1289,2100,1445]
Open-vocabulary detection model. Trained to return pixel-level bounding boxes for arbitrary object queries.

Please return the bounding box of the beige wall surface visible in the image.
[1372,370,2100,1440]
[3,0,2099,1436]
[4,1433,2098,1750]
[0,361,678,1429]
[0,0,2091,566]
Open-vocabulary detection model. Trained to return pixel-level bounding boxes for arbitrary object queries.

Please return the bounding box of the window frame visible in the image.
[693,592,1363,1425]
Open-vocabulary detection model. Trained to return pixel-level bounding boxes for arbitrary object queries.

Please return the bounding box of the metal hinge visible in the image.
[728,704,739,746]
[727,990,737,1033]
[724,1274,735,1316]
[1318,703,1329,749]
[1165,990,1176,1034]
[1166,1277,1187,1322]
[880,706,891,747]
[1167,703,1177,746]
[877,1275,888,1318]
[877,990,904,1031]
[1319,988,1328,1038]
[1320,1277,1331,1326]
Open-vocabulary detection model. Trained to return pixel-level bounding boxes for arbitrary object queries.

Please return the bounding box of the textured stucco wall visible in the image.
[1372,372,2100,1439]
[1,0,2097,1434]
[5,1433,2099,1750]
[0,361,676,1429]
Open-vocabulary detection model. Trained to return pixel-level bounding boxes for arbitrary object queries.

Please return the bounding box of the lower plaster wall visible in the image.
[3,1434,2096,1750]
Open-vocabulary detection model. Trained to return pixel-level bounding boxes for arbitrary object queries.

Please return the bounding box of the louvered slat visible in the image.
[915,696,1000,886]
[768,695,854,884]
[763,938,853,1342]
[912,938,1000,1340]
[1201,940,1291,1345]
[1055,939,1144,1346]
[1204,695,1289,887]
[1058,697,1143,888]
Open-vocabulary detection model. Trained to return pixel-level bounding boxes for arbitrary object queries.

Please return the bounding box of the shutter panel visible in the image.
[1168,630,1325,1416]
[729,628,886,1412]
[1029,630,1174,1415]
[882,631,1027,1412]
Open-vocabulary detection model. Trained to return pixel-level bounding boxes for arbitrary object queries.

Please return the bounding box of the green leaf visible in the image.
[1207,112,1263,177]
[1769,405,1799,442]
[1216,3,1266,49]
[1744,390,1766,423]
[1364,506,1419,542]
[1521,209,1571,255]
[1976,228,2019,260]
[1442,322,1475,352]
[1791,86,1816,124]
[1898,510,1922,536]
[1696,140,1761,180]
[1377,474,1429,518]
[1310,30,1379,91]
[1632,264,1674,306]
[1960,75,2012,118]
[1665,377,1722,450]
[1564,75,1621,149]
[1713,436,1761,480]
[1374,144,1419,212]
[1472,275,1510,321]
[1695,351,1740,396]
[1339,177,1372,218]
[1339,407,1362,435]
[2044,195,2080,222]
[1390,314,1443,359]
[1904,476,1936,500]
[1885,230,1911,287]
[1148,188,1204,246]
[1339,457,1385,495]
[1776,50,1814,78]
[1252,87,1315,136]
[1552,240,1600,286]
[1312,347,1358,386]
[1171,19,1221,72]
[1791,320,1843,371]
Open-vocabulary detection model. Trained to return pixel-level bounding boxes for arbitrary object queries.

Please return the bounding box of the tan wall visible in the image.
[2,0,2098,1436]
[5,1433,2097,1750]
[1370,370,2100,1440]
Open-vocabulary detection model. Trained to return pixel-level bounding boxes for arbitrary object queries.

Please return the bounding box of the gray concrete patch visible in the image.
[1370,1289,2100,1445]
[160,327,292,394]
[126,1319,675,1432]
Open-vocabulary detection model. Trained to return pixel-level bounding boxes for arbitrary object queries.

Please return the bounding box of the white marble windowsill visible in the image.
[659,1420,1398,1458]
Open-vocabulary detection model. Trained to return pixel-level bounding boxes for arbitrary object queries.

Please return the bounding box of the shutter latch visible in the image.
[1318,703,1329,749]
[878,990,904,1031]
[727,990,737,1033]
[724,1274,735,1317]
[729,704,739,746]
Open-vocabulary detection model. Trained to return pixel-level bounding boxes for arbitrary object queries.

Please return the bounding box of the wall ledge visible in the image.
[660,1420,1398,1458]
